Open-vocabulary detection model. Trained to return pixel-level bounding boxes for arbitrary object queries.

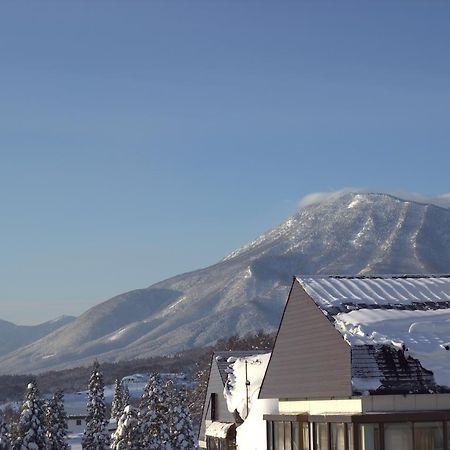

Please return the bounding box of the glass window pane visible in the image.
[359,424,380,450]
[291,422,299,450]
[277,422,284,450]
[315,423,329,450]
[447,423,450,450]
[330,423,346,450]
[302,423,310,450]
[347,424,354,450]
[273,422,279,450]
[267,421,274,450]
[284,422,292,450]
[414,422,443,450]
[384,422,413,450]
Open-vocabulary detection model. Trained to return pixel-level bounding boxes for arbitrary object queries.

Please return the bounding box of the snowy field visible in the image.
[68,433,82,450]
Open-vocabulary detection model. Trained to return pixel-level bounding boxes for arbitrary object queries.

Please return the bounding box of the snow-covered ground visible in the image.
[68,433,82,450]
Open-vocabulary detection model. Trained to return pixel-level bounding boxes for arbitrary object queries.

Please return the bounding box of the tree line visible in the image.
[0,329,275,449]
[0,360,197,449]
[85,361,197,450]
[0,381,68,450]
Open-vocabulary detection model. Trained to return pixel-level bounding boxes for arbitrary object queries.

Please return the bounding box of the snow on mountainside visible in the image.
[0,315,75,357]
[1,192,450,374]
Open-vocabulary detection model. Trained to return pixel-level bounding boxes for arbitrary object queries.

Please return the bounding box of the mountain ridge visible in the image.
[1,191,450,374]
[0,315,76,358]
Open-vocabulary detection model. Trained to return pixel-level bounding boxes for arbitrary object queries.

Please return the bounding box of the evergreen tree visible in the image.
[110,380,123,422]
[13,380,48,450]
[166,385,196,450]
[45,390,69,450]
[82,361,110,450]
[110,406,140,450]
[0,410,11,450]
[121,384,130,411]
[138,373,169,449]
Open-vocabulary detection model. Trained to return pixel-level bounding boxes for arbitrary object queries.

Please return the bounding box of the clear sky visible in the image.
[1,1,450,324]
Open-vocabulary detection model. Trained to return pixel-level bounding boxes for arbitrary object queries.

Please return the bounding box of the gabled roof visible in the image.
[213,351,269,385]
[296,275,450,394]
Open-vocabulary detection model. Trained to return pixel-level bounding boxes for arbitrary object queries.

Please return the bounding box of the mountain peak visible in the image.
[298,189,450,211]
[1,190,450,374]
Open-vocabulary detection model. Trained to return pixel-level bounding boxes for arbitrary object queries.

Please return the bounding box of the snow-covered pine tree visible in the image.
[138,373,169,449]
[121,384,130,411]
[82,361,110,450]
[166,385,197,450]
[110,405,140,450]
[45,390,69,450]
[0,410,11,450]
[14,380,48,450]
[54,390,69,450]
[110,380,123,422]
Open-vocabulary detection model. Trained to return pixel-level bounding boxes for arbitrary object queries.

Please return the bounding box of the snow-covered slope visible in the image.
[0,315,75,357]
[1,192,450,374]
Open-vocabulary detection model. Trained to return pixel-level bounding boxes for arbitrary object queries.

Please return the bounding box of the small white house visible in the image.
[199,350,277,450]
[67,414,87,434]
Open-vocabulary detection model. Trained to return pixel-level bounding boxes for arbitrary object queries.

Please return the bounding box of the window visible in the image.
[277,422,285,449]
[302,423,310,450]
[447,422,450,450]
[347,424,354,450]
[330,423,346,450]
[315,423,329,450]
[359,423,380,450]
[266,420,305,450]
[210,393,217,421]
[285,422,292,450]
[292,422,299,450]
[206,436,236,450]
[414,422,443,450]
[384,423,413,450]
[76,419,82,426]
[268,421,274,450]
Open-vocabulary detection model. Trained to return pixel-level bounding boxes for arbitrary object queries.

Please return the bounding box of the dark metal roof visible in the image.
[351,344,447,395]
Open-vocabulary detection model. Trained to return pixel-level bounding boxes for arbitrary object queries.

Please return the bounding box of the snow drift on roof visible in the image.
[297,276,450,392]
[223,353,271,419]
[298,276,450,313]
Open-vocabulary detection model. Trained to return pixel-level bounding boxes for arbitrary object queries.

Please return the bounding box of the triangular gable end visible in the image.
[259,278,352,400]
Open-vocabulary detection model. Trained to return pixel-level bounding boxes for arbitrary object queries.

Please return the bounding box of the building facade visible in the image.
[260,275,450,450]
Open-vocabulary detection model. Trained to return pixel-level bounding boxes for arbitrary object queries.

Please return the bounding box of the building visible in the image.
[260,275,450,450]
[199,350,271,450]
[66,411,87,435]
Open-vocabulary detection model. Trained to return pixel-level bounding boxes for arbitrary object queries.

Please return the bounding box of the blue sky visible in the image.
[1,1,450,324]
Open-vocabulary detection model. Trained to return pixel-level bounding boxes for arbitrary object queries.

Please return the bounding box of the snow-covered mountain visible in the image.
[1,192,450,374]
[0,315,75,357]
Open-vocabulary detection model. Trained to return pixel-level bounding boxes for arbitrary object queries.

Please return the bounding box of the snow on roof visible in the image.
[223,353,271,419]
[222,353,277,450]
[298,275,450,313]
[214,351,269,385]
[297,275,450,393]
[205,421,235,438]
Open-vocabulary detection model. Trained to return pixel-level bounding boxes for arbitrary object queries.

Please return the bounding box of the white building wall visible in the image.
[279,393,450,415]
[67,417,86,434]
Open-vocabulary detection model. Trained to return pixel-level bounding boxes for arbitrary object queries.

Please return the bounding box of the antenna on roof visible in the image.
[245,360,250,419]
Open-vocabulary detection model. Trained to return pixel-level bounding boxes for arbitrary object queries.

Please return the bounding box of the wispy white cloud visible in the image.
[299,188,450,209]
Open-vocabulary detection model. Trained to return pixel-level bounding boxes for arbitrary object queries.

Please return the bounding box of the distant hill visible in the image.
[0,315,75,357]
[1,192,450,374]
